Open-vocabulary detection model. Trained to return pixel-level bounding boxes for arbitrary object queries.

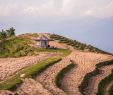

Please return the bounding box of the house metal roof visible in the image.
[35,35,50,41]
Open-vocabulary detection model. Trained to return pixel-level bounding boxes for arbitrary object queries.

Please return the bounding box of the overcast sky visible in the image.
[0,0,113,53]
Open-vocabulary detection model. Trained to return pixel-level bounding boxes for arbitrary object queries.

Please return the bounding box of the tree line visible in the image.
[0,27,15,40]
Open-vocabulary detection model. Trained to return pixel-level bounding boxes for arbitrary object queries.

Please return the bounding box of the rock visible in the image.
[20,74,25,78]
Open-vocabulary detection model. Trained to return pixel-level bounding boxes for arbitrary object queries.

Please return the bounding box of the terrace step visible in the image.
[16,78,52,95]
[36,56,72,95]
[61,51,112,95]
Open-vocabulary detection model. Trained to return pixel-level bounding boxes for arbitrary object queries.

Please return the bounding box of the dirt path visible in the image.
[61,51,112,95]
[16,78,52,95]
[36,54,73,95]
[0,53,56,81]
[0,90,15,95]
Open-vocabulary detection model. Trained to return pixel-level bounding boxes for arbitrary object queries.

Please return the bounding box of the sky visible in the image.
[0,0,113,53]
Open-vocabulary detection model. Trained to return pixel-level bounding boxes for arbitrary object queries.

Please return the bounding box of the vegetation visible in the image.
[0,36,36,57]
[79,59,113,95]
[97,59,113,95]
[79,68,100,95]
[0,34,70,58]
[50,34,112,55]
[109,82,113,95]
[55,60,76,88]
[6,27,15,37]
[96,60,113,68]
[97,70,113,95]
[0,57,61,90]
[0,27,15,40]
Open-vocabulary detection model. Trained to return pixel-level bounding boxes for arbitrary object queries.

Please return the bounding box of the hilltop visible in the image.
[0,32,112,58]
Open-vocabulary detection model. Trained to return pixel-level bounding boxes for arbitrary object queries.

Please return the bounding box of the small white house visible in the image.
[35,35,51,48]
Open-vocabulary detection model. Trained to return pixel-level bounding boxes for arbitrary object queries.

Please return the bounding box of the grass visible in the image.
[0,35,71,58]
[50,34,112,55]
[0,36,35,57]
[55,60,76,88]
[78,59,113,95]
[97,69,113,95]
[35,48,71,57]
[79,68,100,95]
[109,81,113,95]
[96,60,113,95]
[0,56,61,90]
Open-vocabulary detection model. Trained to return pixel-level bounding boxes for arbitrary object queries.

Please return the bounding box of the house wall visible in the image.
[37,40,49,48]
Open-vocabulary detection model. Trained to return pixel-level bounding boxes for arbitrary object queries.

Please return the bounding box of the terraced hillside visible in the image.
[50,34,112,55]
[0,33,113,95]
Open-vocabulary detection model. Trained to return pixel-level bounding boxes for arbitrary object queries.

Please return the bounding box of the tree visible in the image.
[6,27,15,37]
[0,29,7,40]
[0,32,3,40]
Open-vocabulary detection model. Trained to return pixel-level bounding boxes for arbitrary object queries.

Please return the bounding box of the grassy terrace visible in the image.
[0,33,71,90]
[0,36,36,57]
[35,48,71,57]
[0,35,71,58]
[0,56,62,90]
[50,34,112,55]
[97,69,113,95]
[55,61,76,88]
[109,81,113,95]
[79,59,113,95]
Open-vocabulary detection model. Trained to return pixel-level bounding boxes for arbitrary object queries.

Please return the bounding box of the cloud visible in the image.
[22,6,39,15]
[22,0,63,16]
[0,0,113,18]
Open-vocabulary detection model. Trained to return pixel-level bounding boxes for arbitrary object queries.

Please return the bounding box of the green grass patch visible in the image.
[97,69,113,95]
[50,34,112,55]
[0,57,61,90]
[79,68,100,95]
[109,81,113,95]
[55,60,76,88]
[35,48,71,57]
[0,35,71,58]
[78,59,113,95]
[0,36,35,57]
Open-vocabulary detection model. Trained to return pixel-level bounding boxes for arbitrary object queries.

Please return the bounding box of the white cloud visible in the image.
[22,6,39,15]
[0,6,11,16]
[0,0,113,18]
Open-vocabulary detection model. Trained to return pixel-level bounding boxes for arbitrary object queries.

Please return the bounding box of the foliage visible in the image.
[0,29,7,40]
[55,62,75,88]
[0,57,61,90]
[6,27,15,37]
[0,27,15,40]
[0,36,34,57]
[79,68,100,95]
[78,59,113,95]
[109,82,113,95]
[50,34,112,55]
[97,68,113,95]
[0,36,70,58]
